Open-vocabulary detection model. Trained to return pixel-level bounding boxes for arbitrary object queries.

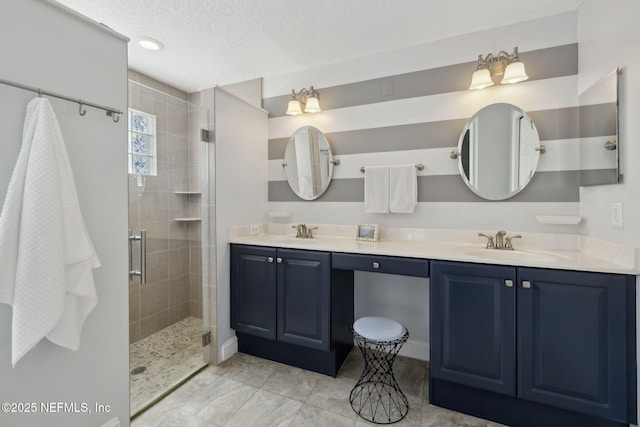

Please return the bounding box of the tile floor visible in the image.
[130,316,207,416]
[131,349,505,426]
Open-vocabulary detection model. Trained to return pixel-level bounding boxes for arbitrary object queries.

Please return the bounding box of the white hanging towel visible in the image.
[0,97,100,367]
[389,164,417,213]
[364,166,390,213]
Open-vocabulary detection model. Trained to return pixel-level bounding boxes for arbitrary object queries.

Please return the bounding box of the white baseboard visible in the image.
[220,336,238,362]
[397,339,429,361]
[351,337,429,361]
[100,417,121,427]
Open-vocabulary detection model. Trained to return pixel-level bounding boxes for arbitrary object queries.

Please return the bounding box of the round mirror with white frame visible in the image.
[456,103,542,200]
[283,126,335,200]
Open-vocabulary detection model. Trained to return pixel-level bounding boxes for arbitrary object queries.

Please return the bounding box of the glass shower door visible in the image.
[127,80,211,417]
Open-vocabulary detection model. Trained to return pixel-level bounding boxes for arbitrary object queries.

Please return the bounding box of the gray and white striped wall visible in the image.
[263,12,611,234]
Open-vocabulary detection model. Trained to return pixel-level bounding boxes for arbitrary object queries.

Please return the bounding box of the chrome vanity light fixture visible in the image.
[286,86,322,115]
[469,47,529,90]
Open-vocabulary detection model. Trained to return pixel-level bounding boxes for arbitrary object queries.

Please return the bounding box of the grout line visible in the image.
[219,385,259,427]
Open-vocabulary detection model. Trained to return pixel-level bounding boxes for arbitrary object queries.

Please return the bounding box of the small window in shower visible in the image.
[128,108,157,176]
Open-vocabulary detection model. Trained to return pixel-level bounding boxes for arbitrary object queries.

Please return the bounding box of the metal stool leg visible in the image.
[350,329,409,424]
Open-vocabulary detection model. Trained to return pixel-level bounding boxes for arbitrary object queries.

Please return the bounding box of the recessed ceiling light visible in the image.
[138,37,164,51]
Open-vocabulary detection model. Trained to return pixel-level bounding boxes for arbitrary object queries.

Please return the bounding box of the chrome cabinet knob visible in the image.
[505,280,513,287]
[372,262,380,269]
[267,257,274,263]
[522,281,531,289]
[277,257,283,263]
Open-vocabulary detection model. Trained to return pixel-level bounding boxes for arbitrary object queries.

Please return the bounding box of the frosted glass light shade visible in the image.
[501,61,529,84]
[286,99,303,115]
[469,68,494,90]
[304,96,321,113]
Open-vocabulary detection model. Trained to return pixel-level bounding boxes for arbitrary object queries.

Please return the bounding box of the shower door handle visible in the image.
[129,229,147,284]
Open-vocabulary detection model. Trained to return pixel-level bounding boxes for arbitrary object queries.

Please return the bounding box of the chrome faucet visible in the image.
[478,233,495,249]
[292,224,317,239]
[478,230,522,250]
[293,224,306,237]
[495,230,506,249]
[504,234,522,249]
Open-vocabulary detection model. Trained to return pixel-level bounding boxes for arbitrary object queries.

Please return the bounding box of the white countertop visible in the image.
[229,224,639,275]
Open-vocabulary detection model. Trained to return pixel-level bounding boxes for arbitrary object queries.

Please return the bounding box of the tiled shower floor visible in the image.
[130,316,206,416]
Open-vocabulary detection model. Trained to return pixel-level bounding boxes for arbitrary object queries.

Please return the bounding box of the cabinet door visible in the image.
[230,245,277,340]
[430,261,516,395]
[277,249,331,351]
[518,268,632,422]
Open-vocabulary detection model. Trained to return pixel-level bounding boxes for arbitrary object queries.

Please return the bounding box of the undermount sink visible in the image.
[454,246,570,263]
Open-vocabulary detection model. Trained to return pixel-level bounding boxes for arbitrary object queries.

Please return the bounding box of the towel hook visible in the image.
[107,111,121,123]
[78,101,87,116]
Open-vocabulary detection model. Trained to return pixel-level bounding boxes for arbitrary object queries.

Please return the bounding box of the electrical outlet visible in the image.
[611,202,623,228]
[249,224,259,235]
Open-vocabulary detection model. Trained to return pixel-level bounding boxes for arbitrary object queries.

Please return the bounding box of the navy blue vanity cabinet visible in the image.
[517,268,636,424]
[430,261,636,427]
[276,248,331,351]
[430,261,516,395]
[230,245,277,340]
[332,252,429,277]
[231,244,353,377]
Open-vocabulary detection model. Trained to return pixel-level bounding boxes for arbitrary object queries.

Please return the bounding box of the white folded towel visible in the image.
[389,164,417,213]
[0,97,100,366]
[364,166,389,213]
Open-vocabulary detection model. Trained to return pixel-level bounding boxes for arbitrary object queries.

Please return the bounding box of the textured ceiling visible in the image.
[54,0,583,93]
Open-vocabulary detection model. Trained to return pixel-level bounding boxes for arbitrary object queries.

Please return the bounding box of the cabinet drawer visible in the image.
[332,252,429,277]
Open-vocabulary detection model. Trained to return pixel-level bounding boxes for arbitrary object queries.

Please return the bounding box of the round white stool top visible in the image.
[353,316,405,341]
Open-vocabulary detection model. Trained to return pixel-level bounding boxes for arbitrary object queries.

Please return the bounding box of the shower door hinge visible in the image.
[202,331,212,347]
[200,129,211,142]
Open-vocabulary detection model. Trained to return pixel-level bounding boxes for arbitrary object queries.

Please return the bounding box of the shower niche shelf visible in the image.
[174,192,202,222]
